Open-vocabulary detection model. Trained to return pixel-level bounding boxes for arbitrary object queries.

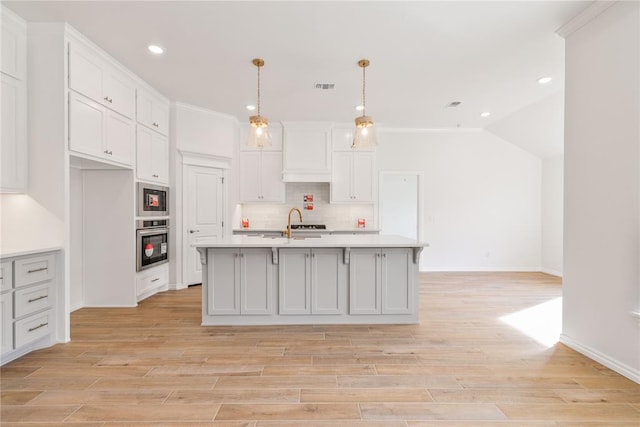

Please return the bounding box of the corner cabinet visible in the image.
[1,9,27,193]
[207,248,274,315]
[1,251,59,366]
[282,123,332,182]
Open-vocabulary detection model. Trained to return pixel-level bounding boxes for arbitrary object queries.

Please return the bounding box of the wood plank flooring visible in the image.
[2,272,639,425]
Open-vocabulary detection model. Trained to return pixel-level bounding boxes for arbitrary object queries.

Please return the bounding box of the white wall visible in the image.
[541,155,563,276]
[69,167,83,311]
[377,129,542,272]
[562,1,640,382]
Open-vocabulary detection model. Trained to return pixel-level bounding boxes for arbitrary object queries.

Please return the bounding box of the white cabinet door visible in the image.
[311,249,345,315]
[136,88,169,136]
[69,92,104,158]
[68,43,103,104]
[259,152,285,202]
[330,151,352,202]
[1,12,26,80]
[381,249,413,314]
[349,248,381,314]
[104,109,134,166]
[0,292,13,354]
[278,249,311,314]
[136,126,169,184]
[240,249,273,315]
[239,151,261,202]
[0,74,26,192]
[239,151,284,202]
[352,152,375,202]
[282,124,331,181]
[208,249,240,315]
[331,151,375,203]
[0,261,13,292]
[103,69,135,119]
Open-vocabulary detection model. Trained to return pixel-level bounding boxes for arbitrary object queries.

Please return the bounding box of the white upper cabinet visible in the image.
[68,43,135,119]
[136,88,169,136]
[331,127,375,152]
[282,122,331,182]
[136,126,169,185]
[239,151,284,202]
[330,127,376,203]
[0,9,27,193]
[69,91,134,167]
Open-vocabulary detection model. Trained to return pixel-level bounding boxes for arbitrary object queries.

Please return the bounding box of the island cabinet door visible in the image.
[311,249,346,315]
[278,249,311,315]
[208,249,240,315]
[349,249,382,314]
[240,249,273,315]
[381,248,413,314]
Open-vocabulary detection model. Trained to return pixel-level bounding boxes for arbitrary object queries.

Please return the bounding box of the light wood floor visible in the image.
[2,272,639,426]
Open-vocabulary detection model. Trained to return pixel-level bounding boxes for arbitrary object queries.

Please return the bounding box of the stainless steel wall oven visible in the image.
[136,219,169,271]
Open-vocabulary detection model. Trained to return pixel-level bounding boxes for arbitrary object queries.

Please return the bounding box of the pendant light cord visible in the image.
[362,64,366,117]
[257,64,261,117]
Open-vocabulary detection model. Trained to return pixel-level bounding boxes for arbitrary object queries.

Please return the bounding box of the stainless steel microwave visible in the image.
[137,183,169,217]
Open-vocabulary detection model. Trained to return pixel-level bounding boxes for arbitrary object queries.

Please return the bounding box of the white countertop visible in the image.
[195,234,427,248]
[0,246,63,259]
[232,228,380,234]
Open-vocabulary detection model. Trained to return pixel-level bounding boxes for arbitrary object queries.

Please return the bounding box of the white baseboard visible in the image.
[170,282,188,291]
[560,334,640,384]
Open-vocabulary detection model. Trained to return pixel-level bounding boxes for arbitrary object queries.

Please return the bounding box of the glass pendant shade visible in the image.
[247,115,272,148]
[353,115,377,147]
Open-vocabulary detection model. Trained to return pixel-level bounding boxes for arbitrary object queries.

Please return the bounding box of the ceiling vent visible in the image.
[445,101,462,108]
[314,83,335,90]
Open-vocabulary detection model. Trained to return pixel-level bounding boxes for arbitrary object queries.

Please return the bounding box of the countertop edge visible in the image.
[0,246,63,258]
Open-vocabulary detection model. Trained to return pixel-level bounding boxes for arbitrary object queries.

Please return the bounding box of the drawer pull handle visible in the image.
[28,322,48,332]
[27,267,48,274]
[151,278,160,282]
[28,295,48,303]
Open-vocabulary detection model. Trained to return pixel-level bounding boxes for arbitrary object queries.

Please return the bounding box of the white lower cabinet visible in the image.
[349,248,413,315]
[279,248,346,315]
[1,251,58,365]
[208,248,273,315]
[136,264,168,302]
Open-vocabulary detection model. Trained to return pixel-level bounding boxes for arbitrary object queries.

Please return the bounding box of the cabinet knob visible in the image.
[189,229,200,234]
[152,122,159,127]
[152,174,159,178]
[103,96,113,103]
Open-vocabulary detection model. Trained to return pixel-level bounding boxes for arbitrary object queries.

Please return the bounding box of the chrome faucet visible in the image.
[286,207,303,239]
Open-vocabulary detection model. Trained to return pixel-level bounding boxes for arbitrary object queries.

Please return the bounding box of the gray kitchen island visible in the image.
[195,235,426,326]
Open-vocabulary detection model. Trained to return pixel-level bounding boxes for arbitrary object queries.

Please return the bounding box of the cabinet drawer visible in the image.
[14,309,52,348]
[14,255,55,287]
[136,266,168,296]
[14,283,52,318]
[0,261,13,292]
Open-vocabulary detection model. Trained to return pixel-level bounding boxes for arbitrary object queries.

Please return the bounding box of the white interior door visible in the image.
[184,165,224,285]
[380,173,419,239]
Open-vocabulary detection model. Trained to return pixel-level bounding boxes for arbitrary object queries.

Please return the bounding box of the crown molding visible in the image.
[556,1,617,39]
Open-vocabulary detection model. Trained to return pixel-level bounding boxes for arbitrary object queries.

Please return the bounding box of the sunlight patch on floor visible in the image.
[500,297,562,348]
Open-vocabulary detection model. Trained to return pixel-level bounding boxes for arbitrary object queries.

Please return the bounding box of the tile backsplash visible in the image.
[239,183,376,229]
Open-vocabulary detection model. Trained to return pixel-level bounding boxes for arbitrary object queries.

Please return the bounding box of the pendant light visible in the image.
[352,59,377,148]
[247,58,272,148]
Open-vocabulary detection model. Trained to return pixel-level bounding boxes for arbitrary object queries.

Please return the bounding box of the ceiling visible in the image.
[5,1,589,155]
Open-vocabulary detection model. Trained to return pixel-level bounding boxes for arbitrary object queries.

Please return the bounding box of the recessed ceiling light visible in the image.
[246,105,256,111]
[537,76,552,84]
[148,45,164,55]
[480,111,491,118]
[355,105,364,111]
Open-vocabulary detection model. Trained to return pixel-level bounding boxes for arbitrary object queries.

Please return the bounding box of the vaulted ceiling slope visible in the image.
[6,1,587,139]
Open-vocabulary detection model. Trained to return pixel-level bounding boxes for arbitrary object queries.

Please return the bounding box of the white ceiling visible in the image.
[5,1,589,153]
